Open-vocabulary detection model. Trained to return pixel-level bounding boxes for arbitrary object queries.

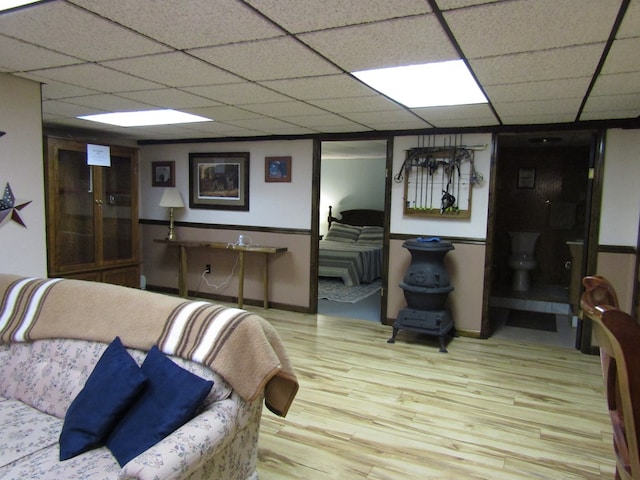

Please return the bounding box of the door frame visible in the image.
[310,136,393,324]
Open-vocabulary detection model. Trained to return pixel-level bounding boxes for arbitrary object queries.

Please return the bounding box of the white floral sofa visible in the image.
[0,274,298,480]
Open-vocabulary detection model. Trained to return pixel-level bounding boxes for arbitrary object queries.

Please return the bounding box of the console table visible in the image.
[155,239,287,308]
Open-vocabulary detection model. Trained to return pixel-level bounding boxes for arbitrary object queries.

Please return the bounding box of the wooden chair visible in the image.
[581,277,640,479]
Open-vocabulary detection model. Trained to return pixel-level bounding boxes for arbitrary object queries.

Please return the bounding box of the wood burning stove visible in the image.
[388,238,455,352]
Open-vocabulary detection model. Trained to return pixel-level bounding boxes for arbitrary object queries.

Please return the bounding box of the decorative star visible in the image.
[0,182,32,228]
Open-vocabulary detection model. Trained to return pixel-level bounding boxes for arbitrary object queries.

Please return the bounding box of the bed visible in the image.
[318,207,384,287]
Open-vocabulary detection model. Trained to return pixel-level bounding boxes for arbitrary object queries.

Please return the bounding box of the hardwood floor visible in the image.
[246,306,615,479]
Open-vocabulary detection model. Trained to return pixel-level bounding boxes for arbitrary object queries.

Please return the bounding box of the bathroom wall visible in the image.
[493,145,590,287]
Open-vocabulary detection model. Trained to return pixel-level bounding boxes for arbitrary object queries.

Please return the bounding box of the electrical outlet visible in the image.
[204,264,211,274]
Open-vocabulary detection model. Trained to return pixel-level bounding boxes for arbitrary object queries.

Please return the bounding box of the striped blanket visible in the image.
[0,274,298,417]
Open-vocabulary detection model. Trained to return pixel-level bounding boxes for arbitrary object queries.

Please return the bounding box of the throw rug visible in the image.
[318,278,381,304]
[506,309,557,332]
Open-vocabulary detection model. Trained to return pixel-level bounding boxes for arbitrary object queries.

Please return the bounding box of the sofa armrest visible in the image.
[118,398,240,480]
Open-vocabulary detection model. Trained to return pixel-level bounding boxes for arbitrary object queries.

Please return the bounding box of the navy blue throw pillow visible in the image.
[106,345,214,466]
[59,337,147,461]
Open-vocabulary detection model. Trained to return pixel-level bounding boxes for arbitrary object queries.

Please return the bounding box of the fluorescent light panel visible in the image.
[78,109,212,127]
[353,60,487,108]
[0,0,44,12]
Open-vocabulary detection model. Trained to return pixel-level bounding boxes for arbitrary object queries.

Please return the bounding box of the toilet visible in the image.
[508,232,540,292]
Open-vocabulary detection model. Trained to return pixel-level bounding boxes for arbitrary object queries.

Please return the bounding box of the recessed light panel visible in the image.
[0,0,44,13]
[353,60,487,108]
[78,109,213,127]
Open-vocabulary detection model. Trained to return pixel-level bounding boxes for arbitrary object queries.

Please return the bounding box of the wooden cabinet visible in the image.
[44,137,140,288]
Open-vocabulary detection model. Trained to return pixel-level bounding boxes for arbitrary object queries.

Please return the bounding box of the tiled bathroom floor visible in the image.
[489,284,577,348]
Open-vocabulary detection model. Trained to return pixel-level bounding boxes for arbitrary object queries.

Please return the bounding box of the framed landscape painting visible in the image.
[189,152,250,210]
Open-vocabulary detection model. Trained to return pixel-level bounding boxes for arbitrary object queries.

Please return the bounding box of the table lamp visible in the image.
[159,188,184,241]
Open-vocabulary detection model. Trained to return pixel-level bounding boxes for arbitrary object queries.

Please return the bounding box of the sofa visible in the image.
[0,274,298,479]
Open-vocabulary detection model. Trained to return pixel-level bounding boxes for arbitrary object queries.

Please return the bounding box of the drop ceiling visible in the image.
[1,0,639,142]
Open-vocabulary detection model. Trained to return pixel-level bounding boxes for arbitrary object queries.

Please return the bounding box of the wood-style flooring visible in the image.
[245,306,615,479]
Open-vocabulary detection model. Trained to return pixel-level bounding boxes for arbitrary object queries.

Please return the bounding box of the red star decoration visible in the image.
[0,183,31,228]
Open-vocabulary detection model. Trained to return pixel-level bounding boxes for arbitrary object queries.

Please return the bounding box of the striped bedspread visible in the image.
[318,240,382,287]
[0,274,298,417]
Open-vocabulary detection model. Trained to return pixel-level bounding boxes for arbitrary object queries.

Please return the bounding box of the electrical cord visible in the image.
[194,254,240,296]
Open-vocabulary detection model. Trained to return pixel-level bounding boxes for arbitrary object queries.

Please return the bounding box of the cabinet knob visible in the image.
[95,199,103,205]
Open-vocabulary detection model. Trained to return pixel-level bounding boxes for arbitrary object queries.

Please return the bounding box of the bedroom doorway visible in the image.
[317,139,390,323]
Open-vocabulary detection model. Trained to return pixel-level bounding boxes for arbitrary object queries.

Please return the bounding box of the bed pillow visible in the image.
[59,336,147,461]
[357,226,384,245]
[324,222,362,243]
[106,346,214,467]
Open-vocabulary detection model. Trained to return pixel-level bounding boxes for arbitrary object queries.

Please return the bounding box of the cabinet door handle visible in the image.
[95,199,103,205]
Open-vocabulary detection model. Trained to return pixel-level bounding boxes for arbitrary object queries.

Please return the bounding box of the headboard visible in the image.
[328,205,384,228]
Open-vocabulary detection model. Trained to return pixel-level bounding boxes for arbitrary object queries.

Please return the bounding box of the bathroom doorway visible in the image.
[488,131,595,347]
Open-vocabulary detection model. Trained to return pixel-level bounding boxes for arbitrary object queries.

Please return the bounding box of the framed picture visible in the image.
[152,161,175,187]
[189,152,250,210]
[517,167,536,188]
[265,156,292,183]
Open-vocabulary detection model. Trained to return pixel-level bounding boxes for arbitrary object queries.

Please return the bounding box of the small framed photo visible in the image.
[517,167,536,189]
[152,161,175,187]
[265,156,292,183]
[189,152,250,210]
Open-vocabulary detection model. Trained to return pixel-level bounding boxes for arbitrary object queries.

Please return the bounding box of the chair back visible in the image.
[588,305,640,479]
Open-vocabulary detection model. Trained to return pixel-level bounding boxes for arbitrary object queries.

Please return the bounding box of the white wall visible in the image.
[0,74,47,277]
[320,156,386,235]
[600,128,640,247]
[139,139,314,229]
[391,133,492,238]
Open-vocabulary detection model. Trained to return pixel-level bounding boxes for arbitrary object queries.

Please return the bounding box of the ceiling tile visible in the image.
[101,52,242,88]
[494,98,583,120]
[443,0,620,58]
[41,82,101,100]
[259,74,375,100]
[308,95,403,114]
[189,37,340,81]
[245,0,430,33]
[185,105,264,122]
[300,15,458,72]
[484,78,592,103]
[413,104,498,127]
[118,89,222,109]
[616,0,640,39]
[0,2,170,62]
[42,99,107,118]
[241,101,328,117]
[581,93,640,115]
[282,113,363,129]
[601,37,640,74]
[0,35,80,71]
[29,64,164,92]
[590,71,640,97]
[470,44,605,86]
[185,82,291,105]
[69,0,282,50]
[64,94,158,112]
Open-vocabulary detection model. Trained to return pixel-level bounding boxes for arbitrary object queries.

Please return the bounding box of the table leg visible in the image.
[238,251,245,308]
[263,253,269,308]
[179,245,188,297]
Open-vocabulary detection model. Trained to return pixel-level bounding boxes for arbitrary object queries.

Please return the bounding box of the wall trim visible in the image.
[139,218,310,236]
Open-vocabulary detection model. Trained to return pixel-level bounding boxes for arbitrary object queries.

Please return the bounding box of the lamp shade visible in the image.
[159,188,184,208]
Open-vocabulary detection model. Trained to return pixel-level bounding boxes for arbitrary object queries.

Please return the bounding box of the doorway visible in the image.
[488,131,595,347]
[317,139,388,323]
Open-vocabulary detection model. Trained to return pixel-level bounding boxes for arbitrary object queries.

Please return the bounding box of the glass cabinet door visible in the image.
[54,147,96,269]
[101,154,134,263]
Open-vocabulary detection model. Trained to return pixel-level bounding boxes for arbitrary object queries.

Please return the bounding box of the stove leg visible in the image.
[438,334,448,353]
[387,327,399,344]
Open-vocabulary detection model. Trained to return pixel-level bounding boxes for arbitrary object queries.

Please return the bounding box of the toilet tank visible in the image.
[509,231,540,254]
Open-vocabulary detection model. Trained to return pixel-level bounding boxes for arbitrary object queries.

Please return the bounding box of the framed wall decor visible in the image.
[265,156,291,183]
[517,167,536,189]
[151,161,175,187]
[189,152,250,210]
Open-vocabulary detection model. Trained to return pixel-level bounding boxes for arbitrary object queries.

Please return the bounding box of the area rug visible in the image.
[318,278,381,303]
[506,309,557,332]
